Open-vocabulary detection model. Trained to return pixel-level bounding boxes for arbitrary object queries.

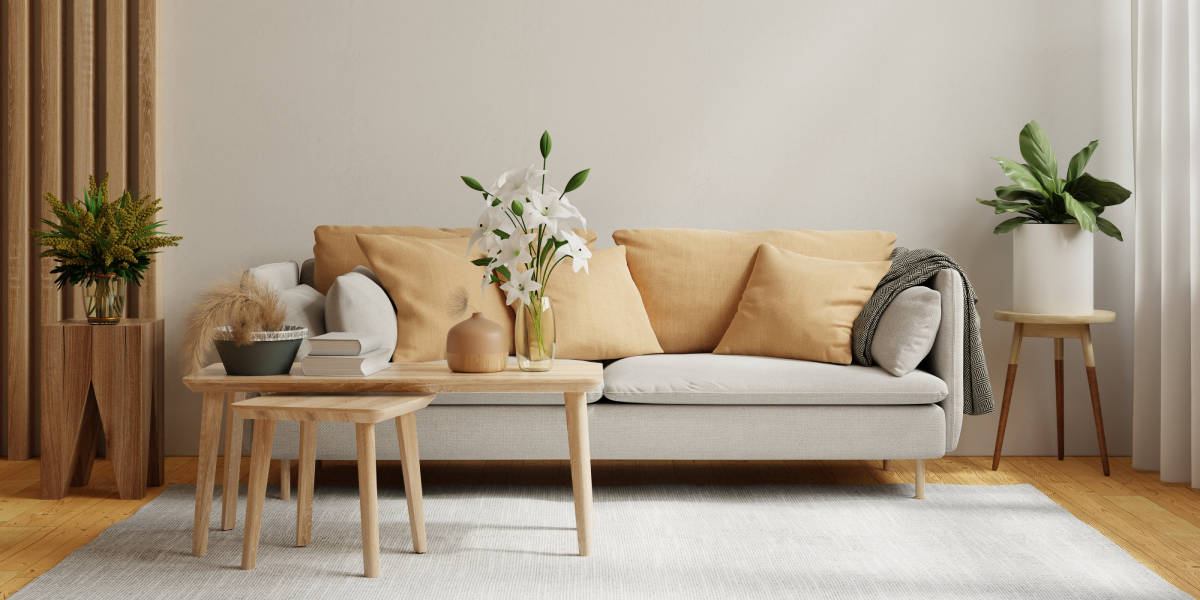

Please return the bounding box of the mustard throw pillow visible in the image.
[356,234,513,362]
[612,228,896,353]
[714,244,891,365]
[546,246,664,360]
[314,226,472,294]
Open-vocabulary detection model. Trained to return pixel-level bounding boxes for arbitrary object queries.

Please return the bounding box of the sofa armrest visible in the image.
[928,268,964,453]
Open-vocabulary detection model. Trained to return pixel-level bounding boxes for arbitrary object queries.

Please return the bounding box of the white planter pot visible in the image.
[1012,224,1093,315]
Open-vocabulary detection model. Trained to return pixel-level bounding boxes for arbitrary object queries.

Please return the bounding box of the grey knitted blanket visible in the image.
[851,248,994,415]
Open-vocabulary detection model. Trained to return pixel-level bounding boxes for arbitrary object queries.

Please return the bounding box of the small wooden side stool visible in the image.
[991,309,1115,476]
[233,394,434,577]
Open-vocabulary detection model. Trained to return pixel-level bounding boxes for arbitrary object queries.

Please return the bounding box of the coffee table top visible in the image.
[183,361,604,394]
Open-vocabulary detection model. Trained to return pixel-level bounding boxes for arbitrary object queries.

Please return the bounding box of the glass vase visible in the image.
[515,296,555,371]
[83,273,125,325]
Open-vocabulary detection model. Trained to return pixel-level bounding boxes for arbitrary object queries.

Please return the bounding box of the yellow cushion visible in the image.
[313,226,471,294]
[714,244,891,364]
[612,228,896,353]
[546,246,664,360]
[355,234,513,362]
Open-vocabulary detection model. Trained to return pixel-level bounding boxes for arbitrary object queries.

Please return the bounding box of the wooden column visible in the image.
[128,0,157,318]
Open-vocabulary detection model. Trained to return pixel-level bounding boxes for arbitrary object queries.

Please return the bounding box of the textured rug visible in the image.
[12,483,1187,599]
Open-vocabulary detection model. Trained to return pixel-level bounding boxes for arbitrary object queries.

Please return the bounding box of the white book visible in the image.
[301,347,391,377]
[307,332,381,356]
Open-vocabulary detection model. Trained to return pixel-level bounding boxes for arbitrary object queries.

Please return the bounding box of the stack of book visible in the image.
[301,333,391,376]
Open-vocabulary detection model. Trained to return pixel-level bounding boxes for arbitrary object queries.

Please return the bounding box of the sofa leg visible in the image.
[881,459,889,471]
[914,459,926,499]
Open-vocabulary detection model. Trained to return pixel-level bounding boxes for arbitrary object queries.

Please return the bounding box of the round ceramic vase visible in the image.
[446,312,508,373]
[1012,223,1093,315]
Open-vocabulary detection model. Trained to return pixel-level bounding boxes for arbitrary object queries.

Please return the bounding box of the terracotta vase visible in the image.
[446,312,508,373]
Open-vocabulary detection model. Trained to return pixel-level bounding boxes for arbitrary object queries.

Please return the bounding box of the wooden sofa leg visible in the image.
[914,459,926,499]
[279,459,291,500]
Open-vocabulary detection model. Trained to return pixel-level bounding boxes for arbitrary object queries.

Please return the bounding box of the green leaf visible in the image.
[1062,191,1097,232]
[491,229,510,239]
[1096,217,1124,241]
[977,198,1031,214]
[994,185,1044,203]
[993,157,1045,194]
[1066,173,1131,207]
[539,131,552,159]
[510,199,524,216]
[563,169,590,194]
[490,198,501,206]
[1019,120,1058,183]
[461,176,485,192]
[993,216,1031,234]
[471,257,495,267]
[1066,140,1098,182]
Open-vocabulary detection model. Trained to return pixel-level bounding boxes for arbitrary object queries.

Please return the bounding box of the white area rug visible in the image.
[12,483,1187,599]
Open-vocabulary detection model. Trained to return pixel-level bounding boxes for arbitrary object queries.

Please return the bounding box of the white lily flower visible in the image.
[553,229,592,273]
[495,231,536,266]
[491,164,546,205]
[500,268,542,306]
[468,204,512,255]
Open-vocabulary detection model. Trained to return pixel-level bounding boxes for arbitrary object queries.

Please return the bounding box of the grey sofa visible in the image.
[258,263,964,467]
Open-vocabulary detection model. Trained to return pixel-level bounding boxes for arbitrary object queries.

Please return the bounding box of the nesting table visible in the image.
[991,309,1115,476]
[181,361,604,559]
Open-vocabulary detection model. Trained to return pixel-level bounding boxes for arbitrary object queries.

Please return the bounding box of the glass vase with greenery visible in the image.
[31,174,182,324]
[460,131,592,371]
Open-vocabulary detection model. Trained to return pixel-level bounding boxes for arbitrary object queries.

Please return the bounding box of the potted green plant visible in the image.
[31,174,182,324]
[977,121,1130,315]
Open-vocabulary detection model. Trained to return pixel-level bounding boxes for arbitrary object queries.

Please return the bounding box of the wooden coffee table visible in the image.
[182,361,604,557]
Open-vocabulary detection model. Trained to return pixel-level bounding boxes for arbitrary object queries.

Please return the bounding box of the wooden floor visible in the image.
[0,456,1197,598]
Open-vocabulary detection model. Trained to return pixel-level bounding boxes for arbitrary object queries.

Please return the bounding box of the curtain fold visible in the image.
[1133,0,1200,488]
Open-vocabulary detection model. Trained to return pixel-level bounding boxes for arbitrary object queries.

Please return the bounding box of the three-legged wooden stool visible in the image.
[233,394,434,577]
[991,310,1115,476]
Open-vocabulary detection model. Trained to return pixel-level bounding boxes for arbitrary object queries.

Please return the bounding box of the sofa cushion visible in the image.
[603,353,947,405]
[714,244,891,365]
[247,261,299,292]
[313,225,473,293]
[549,246,664,360]
[326,269,398,356]
[871,286,942,376]
[612,228,896,353]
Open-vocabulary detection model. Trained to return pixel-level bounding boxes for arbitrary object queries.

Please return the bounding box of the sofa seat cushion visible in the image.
[603,354,947,405]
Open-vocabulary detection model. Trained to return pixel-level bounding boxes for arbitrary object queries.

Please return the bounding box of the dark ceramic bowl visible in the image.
[213,325,308,376]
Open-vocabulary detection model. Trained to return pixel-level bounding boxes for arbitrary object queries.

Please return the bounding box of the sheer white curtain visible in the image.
[1133,0,1200,488]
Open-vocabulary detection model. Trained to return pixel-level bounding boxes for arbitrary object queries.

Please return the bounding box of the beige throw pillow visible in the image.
[612,228,896,353]
[355,234,513,362]
[546,246,664,360]
[313,226,473,294]
[714,244,891,365]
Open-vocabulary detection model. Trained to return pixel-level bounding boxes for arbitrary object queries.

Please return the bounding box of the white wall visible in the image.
[160,0,1134,457]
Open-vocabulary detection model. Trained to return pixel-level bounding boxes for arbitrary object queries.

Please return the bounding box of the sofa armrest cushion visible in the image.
[927,268,964,452]
[871,287,941,376]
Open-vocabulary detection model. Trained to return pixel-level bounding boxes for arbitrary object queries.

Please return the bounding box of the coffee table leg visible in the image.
[221,392,245,530]
[564,392,593,556]
[395,412,426,553]
[296,421,317,547]
[192,392,225,556]
[242,418,275,570]
[355,424,381,578]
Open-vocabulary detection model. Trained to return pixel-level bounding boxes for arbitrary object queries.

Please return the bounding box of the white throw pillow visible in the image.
[279,284,326,358]
[247,261,299,292]
[870,286,941,377]
[326,270,398,357]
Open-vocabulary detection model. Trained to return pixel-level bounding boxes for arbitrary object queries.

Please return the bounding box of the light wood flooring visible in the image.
[0,456,1197,598]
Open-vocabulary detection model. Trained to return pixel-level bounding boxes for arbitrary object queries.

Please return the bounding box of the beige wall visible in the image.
[159,0,1134,457]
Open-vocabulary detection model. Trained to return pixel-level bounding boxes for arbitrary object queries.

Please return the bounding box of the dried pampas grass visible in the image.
[182,272,287,374]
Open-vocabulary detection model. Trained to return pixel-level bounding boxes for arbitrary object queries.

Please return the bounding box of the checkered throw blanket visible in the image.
[851,248,994,415]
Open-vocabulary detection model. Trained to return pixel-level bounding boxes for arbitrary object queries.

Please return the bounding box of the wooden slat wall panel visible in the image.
[3,0,33,460]
[128,0,156,318]
[1,0,157,459]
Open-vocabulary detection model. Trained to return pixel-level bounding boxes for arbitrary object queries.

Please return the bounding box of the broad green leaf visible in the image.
[995,184,1044,203]
[1066,140,1098,182]
[540,131,552,159]
[1066,173,1131,206]
[563,169,590,194]
[491,229,510,239]
[1019,120,1058,183]
[471,257,495,266]
[1062,191,1097,232]
[993,216,1030,234]
[993,157,1045,194]
[977,198,1031,214]
[461,176,485,192]
[1096,217,1123,241]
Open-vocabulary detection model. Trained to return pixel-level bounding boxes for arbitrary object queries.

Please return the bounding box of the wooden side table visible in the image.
[40,319,165,499]
[991,310,1114,476]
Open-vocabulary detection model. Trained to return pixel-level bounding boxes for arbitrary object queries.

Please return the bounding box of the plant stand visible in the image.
[39,319,165,499]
